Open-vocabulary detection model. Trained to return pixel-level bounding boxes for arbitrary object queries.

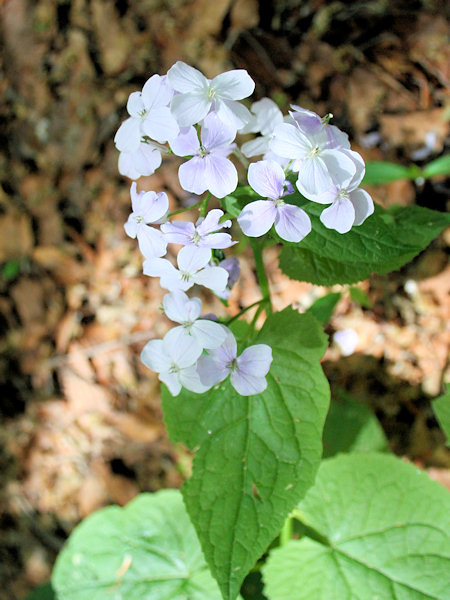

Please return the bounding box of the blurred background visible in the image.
[0,0,449,597]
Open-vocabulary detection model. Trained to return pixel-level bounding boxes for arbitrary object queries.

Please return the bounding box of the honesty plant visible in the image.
[51,61,450,600]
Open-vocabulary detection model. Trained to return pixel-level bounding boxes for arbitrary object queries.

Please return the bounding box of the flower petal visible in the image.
[193,265,229,292]
[140,339,169,373]
[197,354,229,387]
[349,188,374,226]
[274,203,312,242]
[201,112,236,150]
[179,365,210,393]
[203,155,238,198]
[140,190,169,223]
[167,61,209,93]
[270,123,311,159]
[127,92,145,118]
[177,245,211,273]
[200,232,235,249]
[296,156,334,197]
[163,290,202,324]
[320,198,355,234]
[142,107,179,143]
[143,258,188,291]
[159,371,182,396]
[191,319,227,349]
[237,344,273,377]
[114,117,142,153]
[320,149,357,190]
[211,69,255,100]
[137,225,167,258]
[215,99,252,130]
[169,126,200,157]
[196,208,223,235]
[253,98,284,136]
[118,144,162,180]
[178,157,209,195]
[141,74,173,109]
[163,327,203,363]
[248,160,286,199]
[237,200,276,237]
[161,220,195,244]
[230,370,268,396]
[241,136,270,158]
[171,93,211,128]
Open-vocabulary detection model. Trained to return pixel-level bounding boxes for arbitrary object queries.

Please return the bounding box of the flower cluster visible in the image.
[116,61,374,396]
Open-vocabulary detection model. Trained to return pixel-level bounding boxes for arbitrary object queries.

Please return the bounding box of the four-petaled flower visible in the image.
[143,246,229,292]
[170,113,238,198]
[197,328,273,396]
[238,160,312,242]
[124,183,168,258]
[115,74,179,153]
[161,209,235,251]
[141,333,208,396]
[167,61,255,129]
[162,290,227,359]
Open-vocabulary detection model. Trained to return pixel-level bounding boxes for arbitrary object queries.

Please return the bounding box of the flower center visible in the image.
[208,86,216,100]
[226,358,237,373]
[169,363,179,374]
[180,271,191,282]
[138,109,148,119]
[183,321,193,330]
[134,214,145,224]
[191,231,202,244]
[198,145,209,158]
[337,189,350,201]
[274,198,285,207]
[309,145,320,157]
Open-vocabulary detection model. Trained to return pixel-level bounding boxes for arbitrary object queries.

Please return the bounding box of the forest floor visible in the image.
[0,1,449,598]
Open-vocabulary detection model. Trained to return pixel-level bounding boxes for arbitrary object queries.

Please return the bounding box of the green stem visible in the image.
[279,515,293,546]
[167,199,203,217]
[225,299,266,325]
[200,192,211,217]
[249,237,272,316]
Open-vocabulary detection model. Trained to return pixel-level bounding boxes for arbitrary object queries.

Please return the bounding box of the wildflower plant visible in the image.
[52,62,450,600]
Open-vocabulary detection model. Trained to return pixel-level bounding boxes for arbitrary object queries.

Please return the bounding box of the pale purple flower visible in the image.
[162,290,227,358]
[170,113,238,198]
[118,142,163,180]
[215,257,240,300]
[124,183,168,258]
[289,105,351,150]
[270,118,357,197]
[237,160,311,242]
[114,74,179,153]
[141,333,208,396]
[167,61,255,129]
[161,209,236,251]
[143,246,229,292]
[303,153,373,234]
[197,329,273,396]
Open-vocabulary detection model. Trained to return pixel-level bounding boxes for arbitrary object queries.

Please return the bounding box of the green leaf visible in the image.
[279,203,450,285]
[306,292,341,324]
[52,490,224,600]
[423,155,450,178]
[349,286,372,308]
[263,454,450,600]
[363,161,417,185]
[323,390,388,457]
[25,583,55,600]
[432,384,450,446]
[162,308,330,600]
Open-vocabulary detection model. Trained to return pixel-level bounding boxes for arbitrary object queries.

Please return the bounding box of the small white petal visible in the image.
[141,339,169,373]
[177,245,211,273]
[211,70,255,100]
[320,149,357,190]
[248,160,286,200]
[179,365,210,393]
[163,290,202,324]
[159,371,182,396]
[142,106,180,143]
[241,136,270,158]
[236,344,273,377]
[171,93,211,127]
[191,319,227,349]
[274,204,311,242]
[137,226,167,259]
[141,74,173,110]
[114,118,142,153]
[230,370,268,396]
[203,155,238,198]
[170,126,200,157]
[270,123,311,159]
[349,188,374,226]
[127,92,145,118]
[237,200,276,237]
[320,198,355,234]
[163,327,203,363]
[296,156,334,198]
[167,61,209,94]
[193,266,229,292]
[197,354,229,387]
[178,157,209,195]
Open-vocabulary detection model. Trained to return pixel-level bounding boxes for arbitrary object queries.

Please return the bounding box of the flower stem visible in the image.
[167,199,203,217]
[279,515,293,546]
[200,192,211,217]
[249,237,272,316]
[225,298,266,325]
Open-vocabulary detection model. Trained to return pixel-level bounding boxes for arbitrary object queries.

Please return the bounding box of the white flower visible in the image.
[124,183,168,258]
[163,290,227,358]
[114,74,179,153]
[240,98,284,158]
[270,120,357,197]
[118,141,165,180]
[333,329,359,356]
[141,333,208,396]
[161,209,235,251]
[197,329,273,396]
[143,246,229,292]
[167,61,255,130]
[238,160,311,242]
